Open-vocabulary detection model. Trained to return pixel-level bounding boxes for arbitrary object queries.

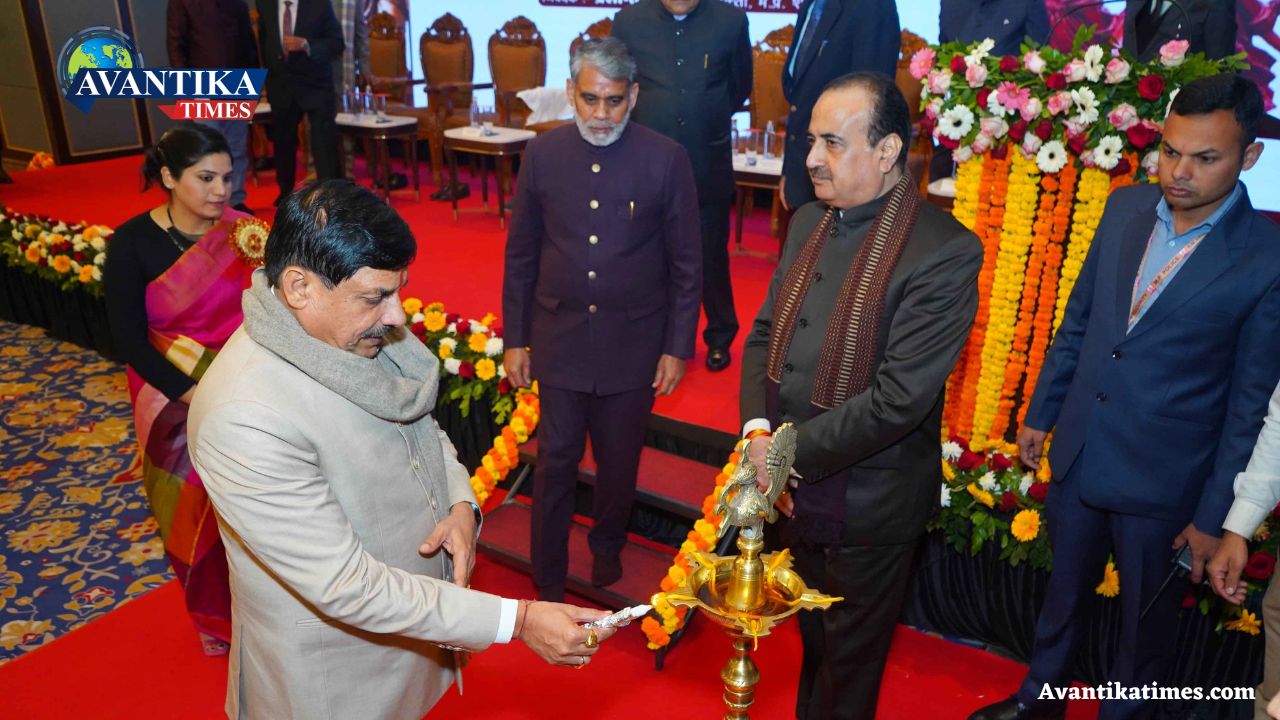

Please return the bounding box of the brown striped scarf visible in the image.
[767,174,923,409]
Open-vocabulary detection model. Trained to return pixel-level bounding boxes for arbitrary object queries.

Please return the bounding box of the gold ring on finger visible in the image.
[574,655,586,670]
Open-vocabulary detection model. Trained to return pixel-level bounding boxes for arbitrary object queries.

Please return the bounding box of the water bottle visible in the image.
[764,120,776,159]
[341,84,351,114]
[470,97,480,129]
[353,86,364,117]
[731,118,740,158]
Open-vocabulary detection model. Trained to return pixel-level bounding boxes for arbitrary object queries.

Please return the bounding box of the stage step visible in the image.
[478,499,674,609]
[516,438,715,520]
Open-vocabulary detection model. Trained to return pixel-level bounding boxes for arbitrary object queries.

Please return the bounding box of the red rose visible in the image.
[73,252,85,263]
[991,143,1009,160]
[949,436,971,451]
[455,320,471,335]
[1137,74,1166,100]
[1034,119,1053,141]
[938,135,960,150]
[446,313,461,325]
[1181,586,1197,609]
[1007,119,1029,142]
[1000,55,1020,73]
[498,378,513,395]
[1108,157,1132,178]
[1271,501,1280,520]
[1066,132,1088,156]
[458,361,475,379]
[1045,72,1066,91]
[491,324,503,338]
[999,491,1018,513]
[920,114,936,137]
[957,450,986,471]
[990,453,1013,472]
[1245,551,1277,581]
[976,88,993,110]
[1028,482,1050,502]
[950,55,967,73]
[411,321,426,336]
[1126,122,1158,150]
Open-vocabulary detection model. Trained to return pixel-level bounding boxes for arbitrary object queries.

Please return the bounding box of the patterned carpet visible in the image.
[0,319,172,664]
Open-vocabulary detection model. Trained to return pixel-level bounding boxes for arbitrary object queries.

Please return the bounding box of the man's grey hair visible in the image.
[570,37,637,84]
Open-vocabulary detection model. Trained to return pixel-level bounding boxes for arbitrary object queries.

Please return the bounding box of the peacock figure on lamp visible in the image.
[655,423,842,719]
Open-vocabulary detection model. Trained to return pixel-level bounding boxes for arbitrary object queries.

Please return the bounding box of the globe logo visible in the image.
[55,26,144,96]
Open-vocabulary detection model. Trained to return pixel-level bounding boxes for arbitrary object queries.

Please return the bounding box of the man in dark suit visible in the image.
[969,73,1280,720]
[1123,0,1237,63]
[940,0,1050,56]
[612,0,752,373]
[502,38,701,602]
[168,0,260,214]
[740,72,982,720]
[255,0,344,203]
[780,0,900,210]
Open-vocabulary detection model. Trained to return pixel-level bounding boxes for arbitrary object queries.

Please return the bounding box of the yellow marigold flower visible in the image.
[1010,509,1040,542]
[426,301,445,313]
[402,297,423,315]
[24,245,41,263]
[1225,609,1262,636]
[24,224,39,239]
[423,311,446,332]
[966,483,995,508]
[475,358,497,381]
[481,312,497,326]
[51,255,72,273]
[78,265,95,283]
[942,460,956,481]
[468,332,489,353]
[1095,561,1120,597]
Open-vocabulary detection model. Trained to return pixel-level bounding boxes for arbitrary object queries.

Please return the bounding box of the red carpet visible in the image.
[1,554,1098,719]
[0,155,777,434]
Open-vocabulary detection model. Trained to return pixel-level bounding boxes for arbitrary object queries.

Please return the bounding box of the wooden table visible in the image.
[337,113,420,201]
[443,126,537,229]
[733,153,784,259]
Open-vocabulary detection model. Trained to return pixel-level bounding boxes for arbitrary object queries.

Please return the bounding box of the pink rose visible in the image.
[1020,97,1043,122]
[965,62,988,88]
[1062,59,1087,83]
[1107,102,1139,131]
[980,116,1009,139]
[925,98,943,119]
[1104,57,1131,84]
[927,69,952,95]
[1046,91,1073,116]
[995,81,1030,112]
[1022,135,1044,155]
[953,145,975,163]
[972,133,994,153]
[1159,39,1190,67]
[1023,50,1047,75]
[1142,149,1160,175]
[909,47,936,81]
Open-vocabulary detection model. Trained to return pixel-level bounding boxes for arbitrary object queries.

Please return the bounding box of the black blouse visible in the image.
[103,212,196,401]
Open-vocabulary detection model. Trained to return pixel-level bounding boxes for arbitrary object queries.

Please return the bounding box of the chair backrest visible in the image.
[368,11,408,102]
[750,24,793,131]
[569,17,613,63]
[896,29,928,125]
[489,16,547,127]
[421,13,474,114]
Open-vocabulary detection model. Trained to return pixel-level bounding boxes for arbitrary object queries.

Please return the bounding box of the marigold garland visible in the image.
[469,388,540,505]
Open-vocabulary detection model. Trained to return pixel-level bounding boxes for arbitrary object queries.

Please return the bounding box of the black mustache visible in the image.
[362,325,395,339]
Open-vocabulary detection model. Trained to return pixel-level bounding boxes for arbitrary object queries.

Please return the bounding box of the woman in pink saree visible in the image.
[104,124,261,655]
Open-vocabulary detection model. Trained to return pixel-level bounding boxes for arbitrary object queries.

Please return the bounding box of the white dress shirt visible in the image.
[1224,378,1280,537]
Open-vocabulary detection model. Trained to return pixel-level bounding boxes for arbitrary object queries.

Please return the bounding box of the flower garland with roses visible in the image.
[0,205,112,295]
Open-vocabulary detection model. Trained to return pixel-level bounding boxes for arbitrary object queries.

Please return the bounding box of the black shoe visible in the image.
[232,203,255,215]
[706,347,731,372]
[591,554,622,588]
[374,172,408,191]
[430,182,469,202]
[967,696,1064,720]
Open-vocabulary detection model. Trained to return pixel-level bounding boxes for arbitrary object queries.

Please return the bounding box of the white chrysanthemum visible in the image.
[94,253,107,266]
[940,484,952,508]
[941,441,963,462]
[938,105,975,140]
[964,38,995,67]
[978,471,998,492]
[91,266,102,282]
[411,312,425,324]
[446,322,457,335]
[498,364,507,379]
[470,321,489,334]
[89,236,106,251]
[70,260,81,273]
[1083,44,1105,82]
[52,222,67,233]
[439,337,457,353]
[986,91,1009,117]
[72,238,88,252]
[10,229,19,241]
[1036,140,1068,173]
[1070,87,1099,126]
[443,358,461,375]
[1093,135,1125,170]
[485,337,503,357]
[1019,474,1034,496]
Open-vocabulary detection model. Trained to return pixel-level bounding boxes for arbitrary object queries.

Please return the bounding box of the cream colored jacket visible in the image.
[188,327,501,719]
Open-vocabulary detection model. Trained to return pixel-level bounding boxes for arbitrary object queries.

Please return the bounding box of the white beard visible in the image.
[575,111,631,147]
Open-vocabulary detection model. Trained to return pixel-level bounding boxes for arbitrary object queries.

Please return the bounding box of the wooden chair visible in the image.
[368,11,410,103]
[568,18,613,62]
[738,24,793,242]
[414,13,479,186]
[488,16,546,129]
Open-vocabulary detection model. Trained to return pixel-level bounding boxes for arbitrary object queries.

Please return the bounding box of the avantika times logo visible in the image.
[57,25,266,119]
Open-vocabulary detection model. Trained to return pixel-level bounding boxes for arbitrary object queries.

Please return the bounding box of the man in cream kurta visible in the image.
[188,180,611,720]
